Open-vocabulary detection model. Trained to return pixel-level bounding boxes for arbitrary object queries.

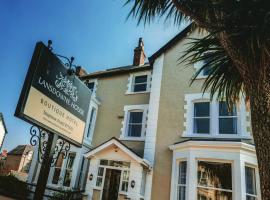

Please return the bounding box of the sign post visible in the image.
[15,41,92,199]
[33,132,58,200]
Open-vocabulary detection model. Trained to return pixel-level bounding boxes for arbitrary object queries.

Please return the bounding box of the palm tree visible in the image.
[124,0,270,199]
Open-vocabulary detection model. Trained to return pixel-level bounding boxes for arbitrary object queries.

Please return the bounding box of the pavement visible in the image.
[0,195,15,200]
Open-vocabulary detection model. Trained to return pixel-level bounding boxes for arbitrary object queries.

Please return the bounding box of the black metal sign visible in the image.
[15,42,91,146]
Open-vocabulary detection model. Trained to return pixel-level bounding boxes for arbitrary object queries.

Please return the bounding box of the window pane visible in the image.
[178,186,186,200]
[134,84,147,92]
[194,102,210,117]
[67,154,75,169]
[123,171,130,181]
[245,167,257,195]
[219,118,237,134]
[121,181,129,192]
[246,196,256,200]
[98,167,104,176]
[52,168,61,184]
[134,75,147,83]
[55,154,64,168]
[63,154,75,187]
[140,170,147,196]
[194,118,210,134]
[219,102,237,116]
[197,188,232,200]
[86,82,95,91]
[87,108,96,137]
[63,170,72,187]
[96,177,103,187]
[128,124,142,137]
[202,65,211,76]
[129,112,143,123]
[198,161,232,190]
[178,161,187,184]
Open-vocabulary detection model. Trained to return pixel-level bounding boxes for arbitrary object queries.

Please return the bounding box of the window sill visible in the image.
[125,91,150,95]
[182,133,252,139]
[119,136,145,141]
[195,75,208,80]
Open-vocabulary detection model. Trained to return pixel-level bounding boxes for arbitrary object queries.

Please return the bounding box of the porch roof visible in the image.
[84,137,151,169]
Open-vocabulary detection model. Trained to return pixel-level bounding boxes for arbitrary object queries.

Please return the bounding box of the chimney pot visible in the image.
[75,66,87,77]
[133,38,146,66]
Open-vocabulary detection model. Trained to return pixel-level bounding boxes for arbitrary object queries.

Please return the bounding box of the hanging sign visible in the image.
[15,42,91,146]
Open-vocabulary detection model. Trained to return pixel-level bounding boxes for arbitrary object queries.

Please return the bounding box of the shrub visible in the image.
[0,175,29,199]
[50,189,83,200]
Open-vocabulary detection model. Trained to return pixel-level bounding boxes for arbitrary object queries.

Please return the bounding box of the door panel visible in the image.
[102,169,121,200]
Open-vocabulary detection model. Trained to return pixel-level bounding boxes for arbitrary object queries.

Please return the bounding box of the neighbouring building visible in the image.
[27,25,260,200]
[4,145,34,176]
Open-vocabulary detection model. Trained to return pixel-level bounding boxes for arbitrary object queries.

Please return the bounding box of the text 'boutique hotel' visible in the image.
[27,25,260,200]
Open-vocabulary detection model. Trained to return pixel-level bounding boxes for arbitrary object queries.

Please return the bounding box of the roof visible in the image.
[84,137,151,168]
[0,113,8,134]
[81,63,152,80]
[8,145,34,155]
[169,139,256,154]
[149,24,193,63]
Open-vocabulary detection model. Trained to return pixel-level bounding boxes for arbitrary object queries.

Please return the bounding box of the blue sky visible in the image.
[0,0,184,151]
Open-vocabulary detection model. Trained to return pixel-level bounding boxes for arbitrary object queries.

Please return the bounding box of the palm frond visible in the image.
[180,32,245,107]
[124,0,187,25]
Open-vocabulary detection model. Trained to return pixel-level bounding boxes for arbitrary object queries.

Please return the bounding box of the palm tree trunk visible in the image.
[249,84,270,200]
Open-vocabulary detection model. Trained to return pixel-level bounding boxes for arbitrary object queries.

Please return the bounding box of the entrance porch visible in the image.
[83,138,151,200]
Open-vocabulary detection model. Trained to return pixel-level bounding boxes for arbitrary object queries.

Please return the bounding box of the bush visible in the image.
[50,189,83,200]
[0,175,29,199]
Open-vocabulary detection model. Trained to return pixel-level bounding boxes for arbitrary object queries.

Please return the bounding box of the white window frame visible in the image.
[245,164,259,200]
[194,61,209,79]
[177,160,187,200]
[193,100,211,134]
[183,93,251,139]
[86,106,97,138]
[120,104,148,141]
[218,101,238,135]
[49,152,76,188]
[126,71,151,94]
[197,159,233,199]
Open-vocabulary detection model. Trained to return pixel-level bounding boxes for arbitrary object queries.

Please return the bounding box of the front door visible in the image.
[101,168,121,200]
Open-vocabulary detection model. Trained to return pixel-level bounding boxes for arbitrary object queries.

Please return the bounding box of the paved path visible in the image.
[0,195,15,200]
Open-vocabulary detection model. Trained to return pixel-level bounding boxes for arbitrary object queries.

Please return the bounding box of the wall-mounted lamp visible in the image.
[113,145,119,152]
[89,173,93,181]
[131,180,135,188]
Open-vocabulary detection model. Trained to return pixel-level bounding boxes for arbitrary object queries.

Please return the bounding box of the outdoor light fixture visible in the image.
[114,145,119,152]
[89,173,93,181]
[131,180,135,188]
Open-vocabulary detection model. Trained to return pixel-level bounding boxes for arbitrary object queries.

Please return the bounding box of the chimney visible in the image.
[133,38,146,66]
[75,66,87,77]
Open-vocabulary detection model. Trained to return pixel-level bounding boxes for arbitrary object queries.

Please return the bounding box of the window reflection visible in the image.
[197,161,232,200]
